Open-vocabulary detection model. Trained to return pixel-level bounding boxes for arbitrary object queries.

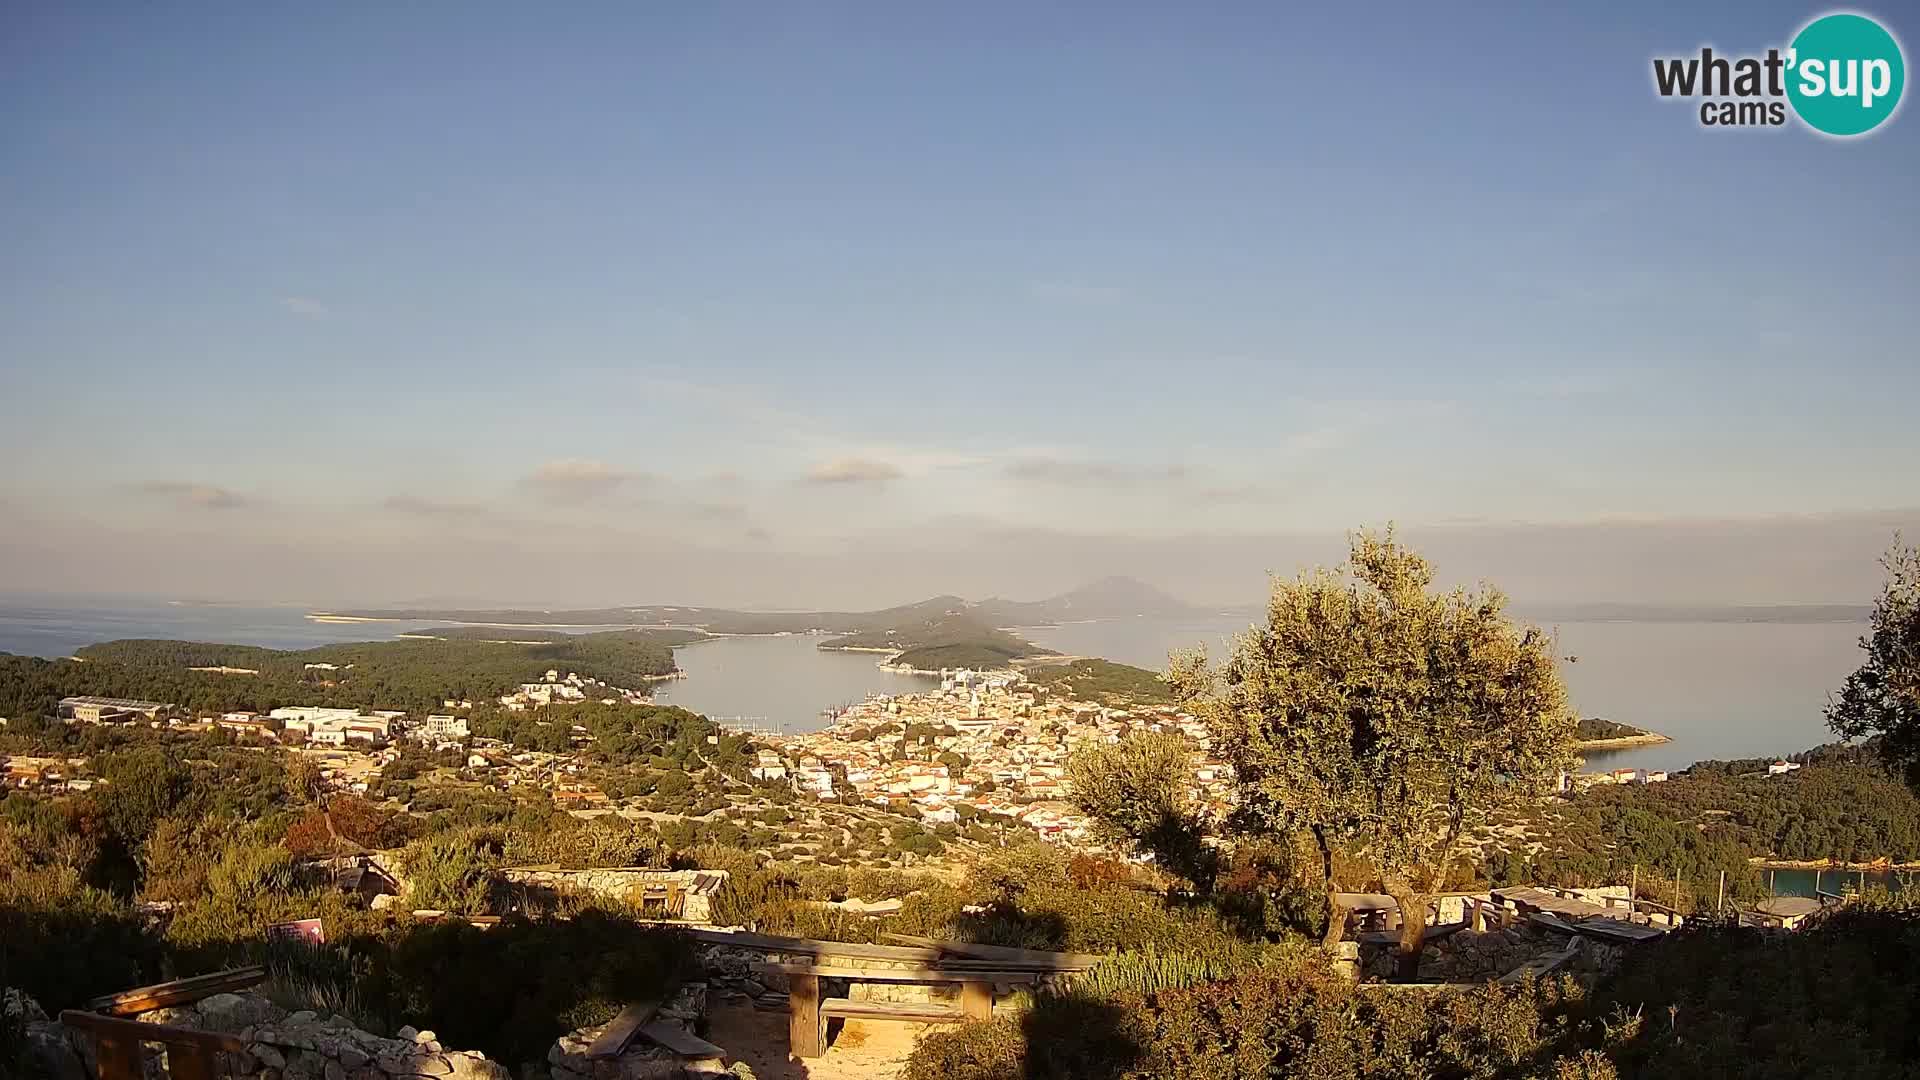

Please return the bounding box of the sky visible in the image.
[2,2,1916,609]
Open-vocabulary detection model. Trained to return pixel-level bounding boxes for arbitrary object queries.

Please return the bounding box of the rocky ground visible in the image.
[705,1003,929,1080]
[6,986,741,1080]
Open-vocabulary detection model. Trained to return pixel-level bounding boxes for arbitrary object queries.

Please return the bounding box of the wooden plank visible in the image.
[879,935,1104,971]
[960,981,993,1021]
[60,1012,248,1054]
[788,973,823,1059]
[753,962,1032,983]
[635,1021,726,1059]
[92,1030,143,1080]
[1496,944,1579,985]
[166,1042,219,1080]
[822,999,966,1023]
[585,999,662,1060]
[684,929,945,964]
[86,967,267,1016]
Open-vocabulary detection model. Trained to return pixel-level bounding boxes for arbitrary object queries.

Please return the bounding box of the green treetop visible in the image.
[1167,528,1577,975]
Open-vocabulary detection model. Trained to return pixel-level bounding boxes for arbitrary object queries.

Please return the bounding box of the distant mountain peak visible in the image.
[979,576,1195,622]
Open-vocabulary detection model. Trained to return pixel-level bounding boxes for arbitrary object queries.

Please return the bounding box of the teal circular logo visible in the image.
[1787,13,1905,136]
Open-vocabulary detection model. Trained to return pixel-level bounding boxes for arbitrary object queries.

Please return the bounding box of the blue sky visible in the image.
[1,2,1915,607]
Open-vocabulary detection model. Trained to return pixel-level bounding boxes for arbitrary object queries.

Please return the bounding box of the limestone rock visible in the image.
[4,988,50,1025]
[445,1052,512,1080]
[197,991,287,1034]
[252,1041,290,1069]
[136,1006,201,1028]
[397,1026,420,1041]
[23,1023,89,1080]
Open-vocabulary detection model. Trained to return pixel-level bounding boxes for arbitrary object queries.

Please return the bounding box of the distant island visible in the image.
[313,575,1198,629]
[1524,603,1870,624]
[1574,716,1671,749]
[313,577,1203,671]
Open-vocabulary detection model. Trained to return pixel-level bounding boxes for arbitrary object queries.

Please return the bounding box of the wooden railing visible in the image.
[62,1010,247,1080]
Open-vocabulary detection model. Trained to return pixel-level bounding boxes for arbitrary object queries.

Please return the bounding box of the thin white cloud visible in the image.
[1004,457,1194,489]
[131,482,255,511]
[521,459,650,504]
[806,457,904,487]
[280,296,330,319]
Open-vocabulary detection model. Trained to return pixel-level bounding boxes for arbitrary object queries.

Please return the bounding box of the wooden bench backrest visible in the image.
[63,1010,247,1080]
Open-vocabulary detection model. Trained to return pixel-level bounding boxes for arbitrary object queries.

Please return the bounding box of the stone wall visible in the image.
[145,993,509,1080]
[6,988,509,1080]
[496,869,725,923]
[1362,926,1627,983]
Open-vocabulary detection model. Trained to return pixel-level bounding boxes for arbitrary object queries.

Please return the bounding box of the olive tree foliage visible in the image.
[1167,529,1577,973]
[1828,537,1920,789]
[1067,733,1216,889]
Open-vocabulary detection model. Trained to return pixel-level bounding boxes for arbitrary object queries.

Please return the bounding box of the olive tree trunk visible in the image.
[1390,888,1431,981]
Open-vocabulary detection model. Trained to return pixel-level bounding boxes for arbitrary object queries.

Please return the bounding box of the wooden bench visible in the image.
[753,961,1035,1058]
[63,1011,247,1080]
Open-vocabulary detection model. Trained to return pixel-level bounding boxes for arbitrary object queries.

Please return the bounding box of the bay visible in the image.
[1762,866,1916,899]
[651,635,939,734]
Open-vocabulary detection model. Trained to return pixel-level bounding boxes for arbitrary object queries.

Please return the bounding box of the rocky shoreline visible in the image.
[1574,732,1671,750]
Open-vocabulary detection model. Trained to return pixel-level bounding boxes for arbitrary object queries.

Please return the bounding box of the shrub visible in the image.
[402,827,507,913]
[382,911,695,1066]
[907,951,1590,1080]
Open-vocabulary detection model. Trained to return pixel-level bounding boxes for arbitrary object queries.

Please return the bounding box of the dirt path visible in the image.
[705,1001,948,1080]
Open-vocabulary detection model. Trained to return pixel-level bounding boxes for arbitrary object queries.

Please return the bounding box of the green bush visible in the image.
[908,954,1590,1080]
[401,827,507,913]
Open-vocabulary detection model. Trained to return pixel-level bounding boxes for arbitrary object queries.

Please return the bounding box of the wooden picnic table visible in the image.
[754,960,1041,1058]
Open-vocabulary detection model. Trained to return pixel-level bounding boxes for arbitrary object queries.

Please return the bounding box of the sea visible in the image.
[0,598,1869,771]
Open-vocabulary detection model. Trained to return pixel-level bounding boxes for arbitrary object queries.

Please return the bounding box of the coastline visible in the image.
[1574,733,1673,751]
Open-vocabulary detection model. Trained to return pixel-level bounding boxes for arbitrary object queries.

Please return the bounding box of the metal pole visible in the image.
[1718,870,1726,913]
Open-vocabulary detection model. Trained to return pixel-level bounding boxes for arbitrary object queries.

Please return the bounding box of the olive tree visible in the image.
[1169,529,1576,976]
[1828,537,1920,789]
[1068,732,1216,889]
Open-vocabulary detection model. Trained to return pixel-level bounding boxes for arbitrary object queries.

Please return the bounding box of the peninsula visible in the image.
[1574,716,1672,749]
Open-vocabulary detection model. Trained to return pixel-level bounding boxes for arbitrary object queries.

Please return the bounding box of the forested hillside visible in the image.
[0,630,684,721]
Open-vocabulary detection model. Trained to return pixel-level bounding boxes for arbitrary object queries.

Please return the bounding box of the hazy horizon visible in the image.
[1,506,1912,613]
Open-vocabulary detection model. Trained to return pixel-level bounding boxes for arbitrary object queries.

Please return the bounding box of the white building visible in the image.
[270,706,364,726]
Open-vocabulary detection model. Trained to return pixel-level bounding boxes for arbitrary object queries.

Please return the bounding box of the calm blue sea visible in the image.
[0,598,410,656]
[1018,614,1867,773]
